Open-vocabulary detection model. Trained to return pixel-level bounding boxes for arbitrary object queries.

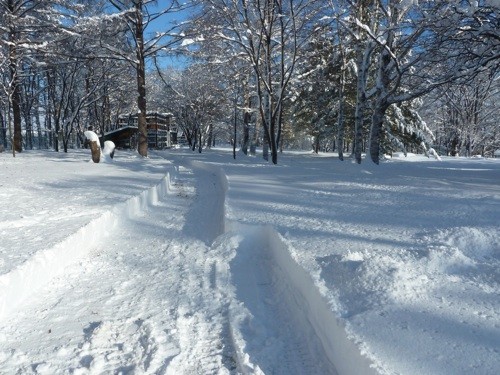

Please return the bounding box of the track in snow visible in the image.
[0,163,237,374]
[0,157,345,374]
[228,225,338,375]
[165,157,340,374]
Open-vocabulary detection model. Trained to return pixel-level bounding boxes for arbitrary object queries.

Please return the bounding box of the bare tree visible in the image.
[98,0,188,157]
[427,69,499,157]
[156,64,228,151]
[0,0,71,154]
[199,0,320,164]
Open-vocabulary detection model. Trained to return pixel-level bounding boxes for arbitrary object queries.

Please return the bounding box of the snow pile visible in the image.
[0,170,173,319]
[83,131,100,143]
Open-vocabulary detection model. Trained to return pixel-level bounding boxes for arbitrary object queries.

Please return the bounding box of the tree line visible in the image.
[1,0,498,163]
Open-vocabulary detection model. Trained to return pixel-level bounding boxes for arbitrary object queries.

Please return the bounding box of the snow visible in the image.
[0,148,498,374]
[83,131,115,163]
[181,36,205,47]
[84,130,100,143]
[102,141,116,162]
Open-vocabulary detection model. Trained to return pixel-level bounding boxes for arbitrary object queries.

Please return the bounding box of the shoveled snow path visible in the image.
[225,225,339,375]
[0,159,337,374]
[0,164,234,374]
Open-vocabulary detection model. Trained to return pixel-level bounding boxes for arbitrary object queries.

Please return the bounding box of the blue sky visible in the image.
[145,1,194,69]
[103,1,193,69]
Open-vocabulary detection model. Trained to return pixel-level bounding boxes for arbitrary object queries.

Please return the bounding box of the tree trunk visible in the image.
[242,109,250,155]
[207,122,213,149]
[337,36,347,161]
[198,128,202,153]
[191,129,197,151]
[0,111,6,148]
[354,42,373,164]
[263,129,269,161]
[6,103,14,157]
[370,99,389,164]
[233,105,237,159]
[53,128,59,152]
[135,2,148,157]
[314,135,320,153]
[7,0,22,154]
[270,119,278,164]
[337,87,345,161]
[63,137,69,153]
[9,53,22,153]
[89,140,101,163]
[53,117,60,153]
[268,96,279,163]
[35,104,42,149]
[370,32,392,165]
[24,110,33,150]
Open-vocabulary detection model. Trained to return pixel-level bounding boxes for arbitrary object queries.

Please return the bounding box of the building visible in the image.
[103,112,177,149]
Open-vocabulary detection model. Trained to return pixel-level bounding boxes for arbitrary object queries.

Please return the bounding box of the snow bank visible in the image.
[266,228,378,375]
[221,223,377,375]
[0,172,174,319]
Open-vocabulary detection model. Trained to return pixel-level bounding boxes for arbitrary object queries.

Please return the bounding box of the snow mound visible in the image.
[0,172,174,319]
[222,224,377,375]
[442,226,499,260]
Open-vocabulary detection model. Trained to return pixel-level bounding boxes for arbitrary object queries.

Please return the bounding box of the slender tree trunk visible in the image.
[337,34,347,161]
[198,128,202,153]
[23,105,33,150]
[206,123,213,149]
[7,0,22,153]
[63,132,69,153]
[337,80,345,161]
[242,113,250,155]
[46,112,53,149]
[5,100,14,156]
[369,25,393,165]
[35,103,42,149]
[135,2,148,157]
[0,111,6,148]
[9,53,22,153]
[233,94,238,159]
[53,124,60,152]
[270,118,278,164]
[242,104,250,155]
[259,92,270,161]
[250,119,258,156]
[354,42,373,164]
[191,127,197,151]
[263,129,269,161]
[370,70,389,164]
[370,98,389,164]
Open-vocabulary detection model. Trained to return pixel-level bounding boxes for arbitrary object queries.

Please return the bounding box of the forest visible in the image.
[1,0,498,164]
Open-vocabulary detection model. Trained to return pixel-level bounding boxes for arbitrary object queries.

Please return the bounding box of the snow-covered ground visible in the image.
[0,148,498,374]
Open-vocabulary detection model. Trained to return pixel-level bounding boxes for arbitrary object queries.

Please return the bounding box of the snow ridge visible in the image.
[0,172,174,319]
[163,159,380,374]
[220,223,378,375]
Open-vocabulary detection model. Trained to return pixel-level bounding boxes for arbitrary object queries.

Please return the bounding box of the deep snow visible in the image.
[0,148,498,374]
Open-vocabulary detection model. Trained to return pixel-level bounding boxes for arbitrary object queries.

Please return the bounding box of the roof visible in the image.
[118,112,173,119]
